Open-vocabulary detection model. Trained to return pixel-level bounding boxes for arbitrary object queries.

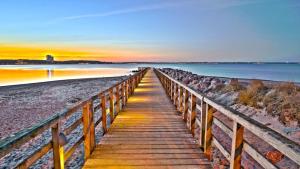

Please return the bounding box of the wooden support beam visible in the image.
[179,86,184,112]
[173,83,178,107]
[116,85,120,114]
[230,121,244,169]
[200,99,207,148]
[101,94,107,134]
[89,101,95,152]
[183,89,189,122]
[121,82,125,108]
[83,101,92,160]
[190,94,196,136]
[170,81,174,101]
[204,104,214,160]
[51,123,64,169]
[109,89,114,123]
[168,79,171,96]
[125,80,129,103]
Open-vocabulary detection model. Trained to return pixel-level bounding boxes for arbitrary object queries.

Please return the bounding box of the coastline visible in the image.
[0,68,299,168]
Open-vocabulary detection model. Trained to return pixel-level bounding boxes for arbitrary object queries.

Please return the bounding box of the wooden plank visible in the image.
[121,82,125,108]
[83,102,91,160]
[174,83,178,107]
[190,94,196,136]
[51,123,64,169]
[64,117,82,135]
[109,89,114,123]
[18,142,52,168]
[101,94,107,134]
[83,69,210,169]
[200,100,207,148]
[230,121,244,169]
[115,85,120,114]
[125,80,129,103]
[204,104,214,160]
[64,136,84,161]
[243,141,278,169]
[212,137,230,161]
[179,86,184,112]
[183,89,189,122]
[213,117,278,169]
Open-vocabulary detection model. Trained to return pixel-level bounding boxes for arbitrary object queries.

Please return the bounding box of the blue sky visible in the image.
[0,0,299,62]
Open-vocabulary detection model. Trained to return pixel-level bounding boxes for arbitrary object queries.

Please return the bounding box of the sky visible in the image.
[0,0,299,62]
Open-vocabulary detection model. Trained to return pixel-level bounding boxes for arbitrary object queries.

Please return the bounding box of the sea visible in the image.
[0,63,299,86]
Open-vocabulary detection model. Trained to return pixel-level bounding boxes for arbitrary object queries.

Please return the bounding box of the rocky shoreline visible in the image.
[160,68,299,168]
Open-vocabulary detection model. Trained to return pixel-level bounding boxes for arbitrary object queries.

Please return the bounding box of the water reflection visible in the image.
[0,67,132,86]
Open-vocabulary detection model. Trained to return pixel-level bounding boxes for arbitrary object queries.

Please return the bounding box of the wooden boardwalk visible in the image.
[83,69,211,169]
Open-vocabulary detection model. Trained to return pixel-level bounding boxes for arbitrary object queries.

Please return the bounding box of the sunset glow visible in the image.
[0,0,299,62]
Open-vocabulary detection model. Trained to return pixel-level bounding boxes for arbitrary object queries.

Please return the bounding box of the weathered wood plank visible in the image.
[83,69,210,169]
[51,123,64,169]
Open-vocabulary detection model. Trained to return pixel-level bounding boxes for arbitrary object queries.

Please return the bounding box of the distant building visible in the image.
[46,55,54,62]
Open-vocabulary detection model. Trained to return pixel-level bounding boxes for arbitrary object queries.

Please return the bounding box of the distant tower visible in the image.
[46,55,54,63]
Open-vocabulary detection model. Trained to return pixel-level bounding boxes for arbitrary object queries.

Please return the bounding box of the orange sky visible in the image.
[0,43,156,62]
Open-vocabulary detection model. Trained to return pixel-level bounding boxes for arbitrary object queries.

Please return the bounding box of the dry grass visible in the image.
[222,78,243,92]
[237,80,266,108]
[240,81,300,125]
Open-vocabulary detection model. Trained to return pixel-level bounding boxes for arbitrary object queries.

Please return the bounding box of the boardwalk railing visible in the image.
[0,68,148,168]
[155,68,300,169]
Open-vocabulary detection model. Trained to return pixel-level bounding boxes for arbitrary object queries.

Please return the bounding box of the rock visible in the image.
[265,150,283,164]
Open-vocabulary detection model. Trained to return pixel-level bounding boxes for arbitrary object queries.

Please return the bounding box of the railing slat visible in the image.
[18,142,52,168]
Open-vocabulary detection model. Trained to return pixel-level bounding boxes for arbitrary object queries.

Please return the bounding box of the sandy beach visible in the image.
[0,76,126,140]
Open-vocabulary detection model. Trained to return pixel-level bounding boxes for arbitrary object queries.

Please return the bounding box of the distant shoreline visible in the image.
[0,59,299,65]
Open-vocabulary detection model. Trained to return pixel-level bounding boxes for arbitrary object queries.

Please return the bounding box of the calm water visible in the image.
[0,63,299,86]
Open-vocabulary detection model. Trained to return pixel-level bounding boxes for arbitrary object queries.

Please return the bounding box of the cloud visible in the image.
[48,0,198,24]
[48,0,267,25]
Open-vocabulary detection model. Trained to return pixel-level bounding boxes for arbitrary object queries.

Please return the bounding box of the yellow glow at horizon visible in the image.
[0,43,152,62]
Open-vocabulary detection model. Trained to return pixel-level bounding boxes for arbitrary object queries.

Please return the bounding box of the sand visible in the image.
[0,76,126,140]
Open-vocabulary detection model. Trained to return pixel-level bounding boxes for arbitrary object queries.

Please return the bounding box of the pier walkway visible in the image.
[83,69,211,168]
[2,68,299,169]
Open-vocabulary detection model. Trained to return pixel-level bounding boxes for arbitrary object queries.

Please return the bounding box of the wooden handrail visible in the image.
[154,68,300,168]
[0,68,148,168]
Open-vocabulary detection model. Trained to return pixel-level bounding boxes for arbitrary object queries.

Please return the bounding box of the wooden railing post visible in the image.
[169,80,172,97]
[125,80,129,103]
[171,81,174,101]
[204,104,214,160]
[109,89,114,123]
[179,86,184,112]
[116,85,120,114]
[174,83,178,107]
[131,78,134,95]
[101,94,107,134]
[230,121,244,169]
[83,101,94,160]
[51,123,64,169]
[200,99,207,148]
[121,82,125,108]
[183,89,189,122]
[190,94,196,136]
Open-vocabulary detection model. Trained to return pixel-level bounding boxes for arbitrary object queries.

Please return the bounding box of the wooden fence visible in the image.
[155,68,300,169]
[0,68,148,169]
